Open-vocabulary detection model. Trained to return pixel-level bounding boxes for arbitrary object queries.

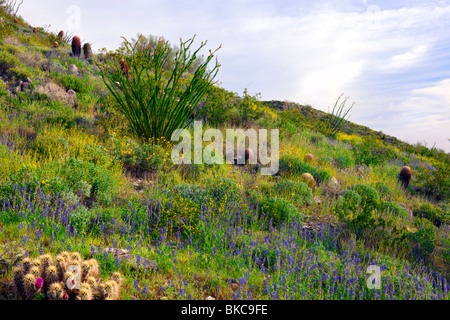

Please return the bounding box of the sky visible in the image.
[17,0,450,152]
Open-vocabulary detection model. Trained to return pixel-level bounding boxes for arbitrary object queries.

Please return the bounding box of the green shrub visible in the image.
[272,179,313,206]
[40,157,118,205]
[373,182,392,199]
[53,73,87,93]
[199,85,235,126]
[69,205,97,234]
[336,190,362,218]
[0,49,20,73]
[259,197,302,225]
[379,201,409,219]
[113,139,166,172]
[206,177,241,204]
[413,202,449,226]
[353,136,397,167]
[6,65,32,81]
[408,218,437,264]
[415,161,449,201]
[135,144,165,171]
[279,155,331,183]
[335,155,354,169]
[352,184,380,212]
[173,183,206,205]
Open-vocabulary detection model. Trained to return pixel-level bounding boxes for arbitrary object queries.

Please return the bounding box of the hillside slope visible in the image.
[0,6,449,301]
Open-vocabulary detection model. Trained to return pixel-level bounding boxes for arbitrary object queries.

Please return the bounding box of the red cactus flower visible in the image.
[63,293,69,300]
[35,277,44,289]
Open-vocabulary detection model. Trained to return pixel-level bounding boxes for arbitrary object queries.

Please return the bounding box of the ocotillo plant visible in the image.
[97,34,221,144]
[317,94,354,139]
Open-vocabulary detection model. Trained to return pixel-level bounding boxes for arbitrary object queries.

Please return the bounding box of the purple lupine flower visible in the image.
[141,284,148,297]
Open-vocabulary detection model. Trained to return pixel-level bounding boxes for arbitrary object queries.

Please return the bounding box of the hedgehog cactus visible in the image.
[23,273,37,300]
[12,267,25,298]
[11,253,122,300]
[71,35,81,58]
[83,43,92,59]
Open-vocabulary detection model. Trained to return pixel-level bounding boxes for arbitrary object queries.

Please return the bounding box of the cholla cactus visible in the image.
[11,253,122,300]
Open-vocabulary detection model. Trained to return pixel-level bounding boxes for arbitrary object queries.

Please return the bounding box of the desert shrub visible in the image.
[173,183,206,205]
[408,218,437,264]
[271,179,313,206]
[259,197,302,225]
[199,85,235,126]
[40,157,118,205]
[379,201,409,219]
[279,155,331,183]
[415,161,450,201]
[336,190,362,218]
[112,138,166,172]
[0,47,20,73]
[373,182,392,199]
[0,78,7,96]
[158,170,182,187]
[353,136,397,167]
[6,65,32,81]
[68,205,97,234]
[352,184,380,213]
[413,202,449,227]
[232,88,273,125]
[335,155,354,169]
[52,73,87,93]
[206,177,241,204]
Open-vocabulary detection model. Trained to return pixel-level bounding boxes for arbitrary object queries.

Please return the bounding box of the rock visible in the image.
[313,196,321,204]
[322,177,342,197]
[20,78,32,91]
[68,64,79,75]
[355,165,367,175]
[231,283,240,291]
[399,203,413,219]
[103,248,156,271]
[104,248,129,255]
[206,296,216,300]
[66,89,78,108]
